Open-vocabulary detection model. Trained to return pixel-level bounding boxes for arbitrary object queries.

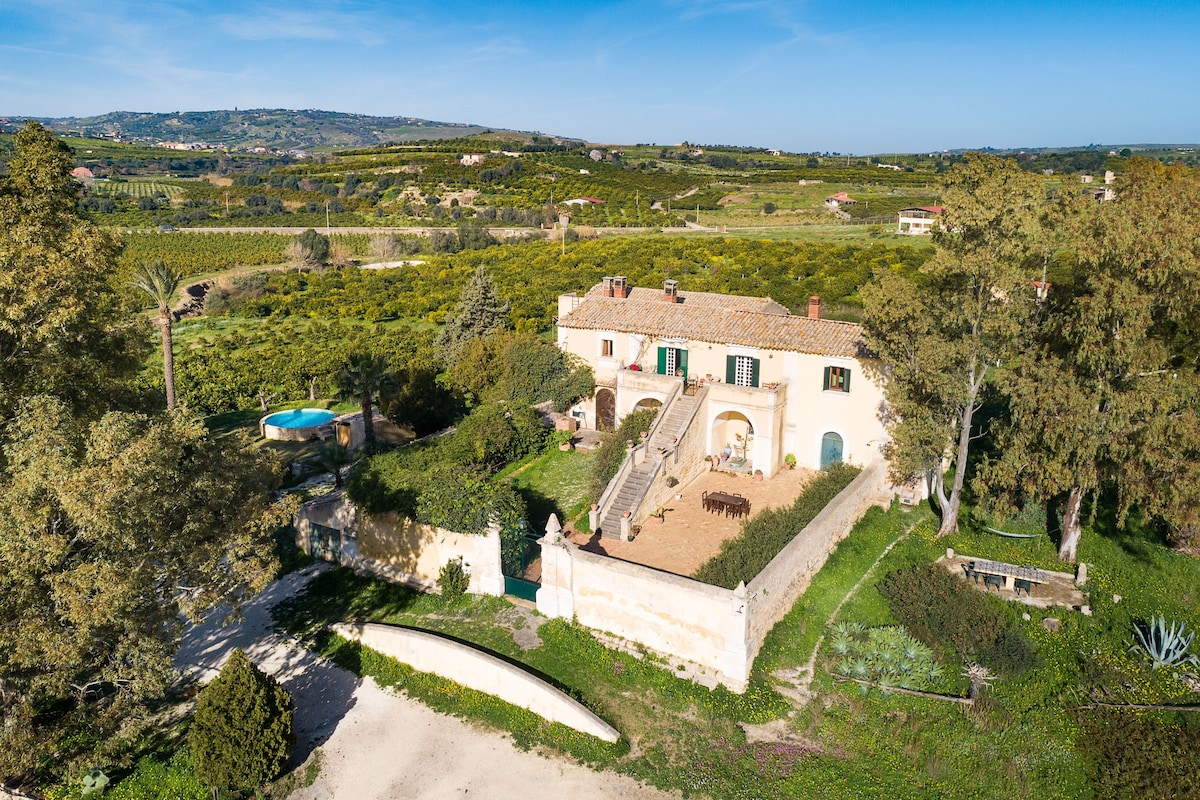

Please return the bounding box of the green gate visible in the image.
[502,521,541,602]
[309,522,342,563]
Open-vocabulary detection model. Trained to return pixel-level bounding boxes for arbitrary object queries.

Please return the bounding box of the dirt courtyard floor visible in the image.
[567,466,817,577]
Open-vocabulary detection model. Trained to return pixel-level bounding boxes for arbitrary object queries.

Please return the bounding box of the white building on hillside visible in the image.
[556,277,888,477]
[896,206,943,235]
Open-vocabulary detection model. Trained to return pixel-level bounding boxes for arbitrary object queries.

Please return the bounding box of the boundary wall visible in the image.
[538,459,890,690]
[294,493,505,596]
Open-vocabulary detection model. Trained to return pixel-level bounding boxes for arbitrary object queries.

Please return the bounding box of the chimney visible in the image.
[602,276,614,297]
[663,279,679,303]
[808,295,821,319]
[613,275,628,299]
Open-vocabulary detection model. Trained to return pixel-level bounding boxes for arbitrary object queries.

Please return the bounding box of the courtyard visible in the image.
[567,465,818,577]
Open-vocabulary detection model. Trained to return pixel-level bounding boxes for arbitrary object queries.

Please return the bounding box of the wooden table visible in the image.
[970,560,1047,592]
[703,491,750,518]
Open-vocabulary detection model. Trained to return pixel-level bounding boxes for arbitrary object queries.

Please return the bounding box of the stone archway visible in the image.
[595,388,616,431]
[632,397,663,413]
[712,411,754,467]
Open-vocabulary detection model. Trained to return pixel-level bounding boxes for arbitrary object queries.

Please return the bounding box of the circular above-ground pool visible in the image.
[260,408,338,441]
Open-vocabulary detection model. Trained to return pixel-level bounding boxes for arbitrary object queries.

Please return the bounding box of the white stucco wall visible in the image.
[332,623,620,742]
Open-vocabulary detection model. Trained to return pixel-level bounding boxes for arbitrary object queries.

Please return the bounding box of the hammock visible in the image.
[982,525,1045,539]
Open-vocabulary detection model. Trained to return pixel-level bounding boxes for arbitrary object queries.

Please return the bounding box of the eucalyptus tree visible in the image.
[978,159,1200,559]
[130,259,184,410]
[863,153,1044,536]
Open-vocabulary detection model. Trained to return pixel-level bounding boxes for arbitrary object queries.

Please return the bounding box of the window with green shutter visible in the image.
[728,354,760,387]
[823,366,851,392]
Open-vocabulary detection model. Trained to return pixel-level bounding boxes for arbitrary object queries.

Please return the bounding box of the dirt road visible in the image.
[175,566,677,800]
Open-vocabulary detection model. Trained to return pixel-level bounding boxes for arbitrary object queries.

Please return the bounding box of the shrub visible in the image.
[879,563,1006,658]
[979,627,1040,675]
[1079,710,1200,800]
[692,463,861,588]
[189,649,295,793]
[437,557,470,600]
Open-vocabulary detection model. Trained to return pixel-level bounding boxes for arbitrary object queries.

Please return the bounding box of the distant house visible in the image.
[460,153,485,166]
[896,206,943,235]
[564,197,604,206]
[824,192,857,209]
[69,166,94,184]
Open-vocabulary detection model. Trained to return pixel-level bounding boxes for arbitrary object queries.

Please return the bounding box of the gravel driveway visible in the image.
[175,566,677,800]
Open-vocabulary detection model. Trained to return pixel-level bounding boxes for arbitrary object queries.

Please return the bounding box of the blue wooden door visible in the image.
[820,432,844,469]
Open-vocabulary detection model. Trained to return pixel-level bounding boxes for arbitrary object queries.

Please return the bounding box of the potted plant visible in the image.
[753,469,764,482]
[784,453,797,470]
[650,507,666,523]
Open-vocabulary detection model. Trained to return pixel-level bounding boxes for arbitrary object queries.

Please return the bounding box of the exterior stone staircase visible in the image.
[598,394,700,538]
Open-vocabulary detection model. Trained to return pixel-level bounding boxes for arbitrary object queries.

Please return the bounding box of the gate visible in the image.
[596,387,616,431]
[502,521,542,602]
[309,522,342,563]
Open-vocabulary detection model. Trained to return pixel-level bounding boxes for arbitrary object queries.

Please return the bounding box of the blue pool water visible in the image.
[263,409,337,429]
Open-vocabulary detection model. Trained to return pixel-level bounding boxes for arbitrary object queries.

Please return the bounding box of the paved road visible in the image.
[175,566,677,800]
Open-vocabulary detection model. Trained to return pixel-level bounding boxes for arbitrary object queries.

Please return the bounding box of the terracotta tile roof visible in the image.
[561,285,867,358]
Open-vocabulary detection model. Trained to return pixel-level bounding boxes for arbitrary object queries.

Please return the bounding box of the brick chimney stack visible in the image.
[808,295,821,319]
[663,279,679,303]
[613,275,628,299]
[602,276,614,297]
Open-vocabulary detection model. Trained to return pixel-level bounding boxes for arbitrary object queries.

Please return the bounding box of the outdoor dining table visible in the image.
[970,559,1047,592]
[703,491,750,518]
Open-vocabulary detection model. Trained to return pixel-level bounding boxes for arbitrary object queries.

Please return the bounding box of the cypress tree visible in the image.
[189,649,295,792]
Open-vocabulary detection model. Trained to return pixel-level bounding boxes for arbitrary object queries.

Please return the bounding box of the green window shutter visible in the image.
[726,355,736,384]
[656,347,667,375]
[678,349,688,378]
[843,368,851,392]
[823,366,831,390]
[750,358,760,388]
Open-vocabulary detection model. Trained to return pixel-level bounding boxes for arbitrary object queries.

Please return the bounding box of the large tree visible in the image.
[0,397,295,786]
[979,159,1200,559]
[129,259,184,410]
[863,153,1044,536]
[0,121,144,420]
[434,265,511,367]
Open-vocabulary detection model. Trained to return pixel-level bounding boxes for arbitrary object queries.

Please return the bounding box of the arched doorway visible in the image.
[595,388,616,431]
[632,397,663,413]
[712,411,754,468]
[820,432,844,469]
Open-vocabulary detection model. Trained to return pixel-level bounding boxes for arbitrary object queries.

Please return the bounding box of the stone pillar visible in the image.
[535,537,574,619]
[620,513,632,542]
[718,581,752,693]
[588,504,600,533]
[471,523,506,597]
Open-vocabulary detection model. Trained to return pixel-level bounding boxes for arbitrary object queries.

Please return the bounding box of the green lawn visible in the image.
[505,445,596,530]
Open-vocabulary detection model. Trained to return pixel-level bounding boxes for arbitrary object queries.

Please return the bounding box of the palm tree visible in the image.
[336,353,392,450]
[316,442,352,488]
[130,259,183,410]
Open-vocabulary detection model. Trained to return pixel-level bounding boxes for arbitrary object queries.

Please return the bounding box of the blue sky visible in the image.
[1,0,1197,153]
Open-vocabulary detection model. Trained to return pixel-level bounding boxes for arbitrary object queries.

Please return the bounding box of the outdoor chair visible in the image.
[1014,578,1032,597]
[984,574,1004,592]
[962,563,978,583]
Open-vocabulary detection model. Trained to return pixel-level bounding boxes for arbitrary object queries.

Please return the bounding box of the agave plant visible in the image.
[829,630,855,656]
[1130,615,1200,670]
